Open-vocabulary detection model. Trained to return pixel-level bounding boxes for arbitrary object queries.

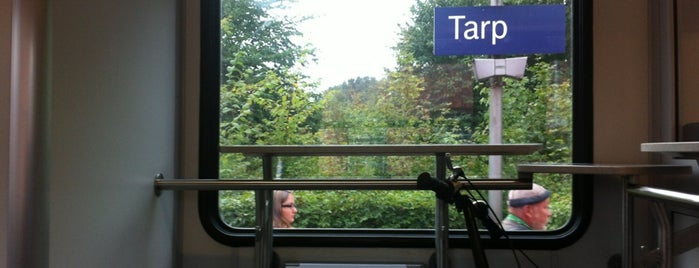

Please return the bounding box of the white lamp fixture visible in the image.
[473,56,527,80]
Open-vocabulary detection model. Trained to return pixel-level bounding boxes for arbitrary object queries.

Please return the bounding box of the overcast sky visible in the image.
[284,0,415,91]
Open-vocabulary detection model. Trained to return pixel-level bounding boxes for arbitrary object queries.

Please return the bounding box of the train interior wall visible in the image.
[1,0,698,267]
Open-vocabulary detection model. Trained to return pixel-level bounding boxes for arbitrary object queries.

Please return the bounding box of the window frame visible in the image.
[198,0,593,249]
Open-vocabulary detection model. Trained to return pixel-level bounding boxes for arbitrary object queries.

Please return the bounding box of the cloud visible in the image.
[287,0,413,90]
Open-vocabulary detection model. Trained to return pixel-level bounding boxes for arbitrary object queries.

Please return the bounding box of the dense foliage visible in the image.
[219,0,574,231]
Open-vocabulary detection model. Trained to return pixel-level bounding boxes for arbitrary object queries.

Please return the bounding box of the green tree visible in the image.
[393,0,573,229]
[219,0,321,147]
[220,0,314,83]
[220,0,575,230]
[219,0,324,179]
[396,0,495,139]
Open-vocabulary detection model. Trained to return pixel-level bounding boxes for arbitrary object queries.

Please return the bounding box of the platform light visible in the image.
[473,56,527,80]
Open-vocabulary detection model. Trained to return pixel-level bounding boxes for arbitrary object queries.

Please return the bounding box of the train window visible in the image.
[199,0,592,248]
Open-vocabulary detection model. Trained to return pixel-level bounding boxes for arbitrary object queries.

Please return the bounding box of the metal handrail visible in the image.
[161,144,543,268]
[158,143,544,194]
[154,177,533,195]
[627,186,699,207]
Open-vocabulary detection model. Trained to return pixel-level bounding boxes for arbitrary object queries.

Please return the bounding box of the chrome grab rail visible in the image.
[159,143,544,194]
[628,186,699,207]
[154,176,533,195]
[159,144,543,268]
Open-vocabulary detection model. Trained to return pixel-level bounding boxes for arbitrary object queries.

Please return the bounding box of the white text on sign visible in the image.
[448,15,508,45]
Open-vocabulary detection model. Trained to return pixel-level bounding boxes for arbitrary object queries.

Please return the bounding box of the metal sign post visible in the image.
[474,56,528,219]
[432,3,565,267]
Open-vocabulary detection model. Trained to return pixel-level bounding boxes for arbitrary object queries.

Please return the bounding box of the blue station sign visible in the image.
[433,5,566,56]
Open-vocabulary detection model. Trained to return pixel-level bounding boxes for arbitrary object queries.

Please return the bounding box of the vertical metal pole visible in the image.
[487,0,504,220]
[435,153,449,268]
[255,154,274,268]
[650,202,670,267]
[9,0,49,267]
[488,78,503,219]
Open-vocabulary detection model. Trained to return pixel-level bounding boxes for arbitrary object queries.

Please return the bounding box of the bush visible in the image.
[220,179,571,230]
